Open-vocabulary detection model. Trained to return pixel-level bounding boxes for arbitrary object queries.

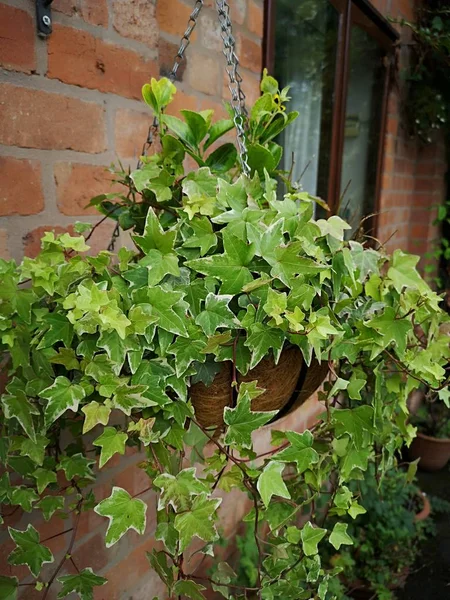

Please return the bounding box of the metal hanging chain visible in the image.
[108,0,205,251]
[215,0,250,176]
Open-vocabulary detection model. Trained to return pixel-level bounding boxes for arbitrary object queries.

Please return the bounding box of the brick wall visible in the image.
[0,0,263,261]
[372,0,448,257]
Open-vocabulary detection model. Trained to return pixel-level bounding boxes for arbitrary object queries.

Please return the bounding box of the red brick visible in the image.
[415,177,435,194]
[112,461,149,497]
[166,89,198,116]
[53,0,109,26]
[0,5,35,73]
[0,157,44,216]
[54,162,121,216]
[0,229,9,260]
[156,0,198,38]
[204,0,246,24]
[247,0,264,38]
[72,532,112,573]
[200,12,223,52]
[237,34,262,74]
[48,25,157,100]
[23,225,71,258]
[115,109,151,160]
[187,51,220,95]
[113,0,158,47]
[101,536,159,600]
[0,84,106,152]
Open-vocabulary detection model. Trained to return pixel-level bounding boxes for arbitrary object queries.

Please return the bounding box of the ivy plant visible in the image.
[0,74,450,600]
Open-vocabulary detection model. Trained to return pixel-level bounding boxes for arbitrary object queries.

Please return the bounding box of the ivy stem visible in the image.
[40,528,74,544]
[42,497,83,600]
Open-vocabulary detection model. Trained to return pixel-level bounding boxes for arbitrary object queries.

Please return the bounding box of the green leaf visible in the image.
[1,390,38,442]
[168,336,206,377]
[174,493,221,552]
[132,208,176,255]
[182,167,218,219]
[57,568,107,600]
[182,216,217,256]
[161,114,196,147]
[38,313,74,349]
[172,580,207,600]
[387,250,427,293]
[274,430,319,473]
[20,435,49,466]
[365,307,412,357]
[59,453,95,480]
[94,487,147,547]
[10,487,39,512]
[153,467,209,511]
[204,118,234,150]
[195,293,238,336]
[332,406,375,448]
[81,401,111,434]
[300,521,327,556]
[40,376,86,428]
[205,143,237,173]
[224,390,277,449]
[142,77,176,113]
[93,427,128,468]
[33,468,57,494]
[180,110,209,146]
[140,249,180,286]
[36,496,65,521]
[187,229,254,294]
[245,323,285,370]
[8,525,54,577]
[257,461,290,508]
[49,347,80,370]
[147,287,188,336]
[329,522,353,550]
[0,576,18,600]
[112,383,156,415]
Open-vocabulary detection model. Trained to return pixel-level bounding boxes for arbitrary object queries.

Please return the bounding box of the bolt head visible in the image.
[42,15,51,26]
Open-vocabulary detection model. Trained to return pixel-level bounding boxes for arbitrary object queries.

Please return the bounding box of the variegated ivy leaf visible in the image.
[263,288,287,326]
[39,376,86,428]
[195,293,238,336]
[32,468,57,494]
[20,435,49,466]
[8,525,54,577]
[245,322,285,370]
[328,522,353,550]
[174,493,222,552]
[10,487,39,512]
[257,461,290,508]
[139,249,180,286]
[274,430,319,474]
[81,401,111,433]
[181,167,218,219]
[300,521,327,557]
[224,390,277,449]
[93,427,128,468]
[57,568,107,600]
[146,287,188,336]
[94,487,147,547]
[132,208,176,255]
[36,495,65,521]
[168,335,207,378]
[58,453,95,481]
[187,229,255,294]
[1,390,39,441]
[153,467,209,511]
[111,383,154,415]
[182,216,217,256]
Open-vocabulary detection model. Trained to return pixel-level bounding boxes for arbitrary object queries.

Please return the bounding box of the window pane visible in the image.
[339,25,385,236]
[273,0,339,198]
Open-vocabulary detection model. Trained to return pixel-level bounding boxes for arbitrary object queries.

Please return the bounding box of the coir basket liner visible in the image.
[190,346,328,428]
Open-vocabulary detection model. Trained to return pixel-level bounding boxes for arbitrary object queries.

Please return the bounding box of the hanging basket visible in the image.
[190,347,328,428]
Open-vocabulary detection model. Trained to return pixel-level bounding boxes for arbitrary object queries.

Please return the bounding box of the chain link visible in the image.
[215,0,250,176]
[108,1,205,251]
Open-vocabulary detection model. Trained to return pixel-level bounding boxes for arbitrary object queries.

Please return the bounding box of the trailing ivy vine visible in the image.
[0,74,449,600]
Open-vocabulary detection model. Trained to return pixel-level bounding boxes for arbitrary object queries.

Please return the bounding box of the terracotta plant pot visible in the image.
[190,347,328,428]
[409,431,450,471]
[414,490,431,522]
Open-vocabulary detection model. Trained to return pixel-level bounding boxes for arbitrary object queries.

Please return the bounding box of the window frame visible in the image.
[263,0,399,236]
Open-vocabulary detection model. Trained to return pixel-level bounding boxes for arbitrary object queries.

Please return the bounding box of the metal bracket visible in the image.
[36,0,53,38]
